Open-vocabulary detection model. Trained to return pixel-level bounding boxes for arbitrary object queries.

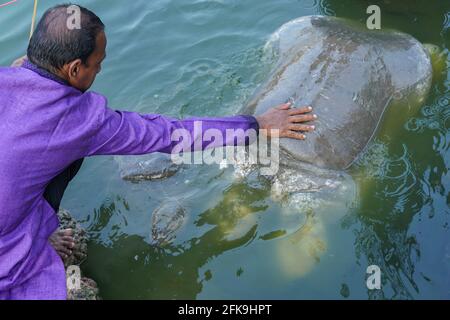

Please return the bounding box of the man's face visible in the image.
[68,31,107,92]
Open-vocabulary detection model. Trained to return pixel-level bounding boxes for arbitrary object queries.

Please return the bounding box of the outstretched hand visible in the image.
[255,102,317,140]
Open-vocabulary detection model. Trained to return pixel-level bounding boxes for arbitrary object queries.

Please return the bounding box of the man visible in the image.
[0,4,316,300]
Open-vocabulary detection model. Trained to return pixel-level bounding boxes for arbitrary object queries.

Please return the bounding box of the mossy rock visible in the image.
[67,277,101,301]
[57,209,88,267]
[58,209,101,300]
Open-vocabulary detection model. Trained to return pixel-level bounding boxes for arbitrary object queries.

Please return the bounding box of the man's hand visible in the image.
[11,55,27,67]
[255,102,317,140]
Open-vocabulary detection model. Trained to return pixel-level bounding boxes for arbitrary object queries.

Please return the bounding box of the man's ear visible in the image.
[67,59,83,79]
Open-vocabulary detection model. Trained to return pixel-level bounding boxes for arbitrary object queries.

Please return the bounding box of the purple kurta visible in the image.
[0,62,259,300]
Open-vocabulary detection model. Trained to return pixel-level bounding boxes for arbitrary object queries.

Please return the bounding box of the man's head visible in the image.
[27,4,106,92]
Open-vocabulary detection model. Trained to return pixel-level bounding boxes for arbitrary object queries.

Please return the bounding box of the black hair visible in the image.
[27,3,104,73]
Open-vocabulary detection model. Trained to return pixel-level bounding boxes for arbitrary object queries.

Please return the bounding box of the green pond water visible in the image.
[0,0,449,299]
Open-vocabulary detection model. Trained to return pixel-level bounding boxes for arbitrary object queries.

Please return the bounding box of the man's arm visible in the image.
[81,92,316,157]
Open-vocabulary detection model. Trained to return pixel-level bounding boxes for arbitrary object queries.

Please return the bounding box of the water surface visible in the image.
[0,0,448,299]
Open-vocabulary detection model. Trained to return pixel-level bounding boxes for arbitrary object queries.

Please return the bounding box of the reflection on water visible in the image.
[350,56,449,298]
[83,180,272,299]
[353,141,424,298]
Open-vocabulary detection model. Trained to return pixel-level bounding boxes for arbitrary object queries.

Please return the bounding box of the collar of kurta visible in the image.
[22,60,70,86]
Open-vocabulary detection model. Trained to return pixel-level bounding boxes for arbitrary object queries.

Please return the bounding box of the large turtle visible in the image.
[235,15,437,280]
[243,15,433,171]
[120,15,434,185]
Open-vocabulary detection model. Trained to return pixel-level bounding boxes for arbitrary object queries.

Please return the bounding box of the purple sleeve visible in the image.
[84,92,259,156]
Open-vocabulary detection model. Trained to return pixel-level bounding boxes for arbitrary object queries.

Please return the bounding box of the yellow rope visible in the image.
[29,0,38,39]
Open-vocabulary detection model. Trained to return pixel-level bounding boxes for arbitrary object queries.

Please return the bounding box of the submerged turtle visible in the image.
[234,15,441,278]
[116,153,182,183]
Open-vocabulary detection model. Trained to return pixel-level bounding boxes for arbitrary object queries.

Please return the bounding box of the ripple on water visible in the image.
[443,11,450,31]
[317,0,336,16]
[405,91,450,153]
[178,0,228,26]
[354,140,423,218]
